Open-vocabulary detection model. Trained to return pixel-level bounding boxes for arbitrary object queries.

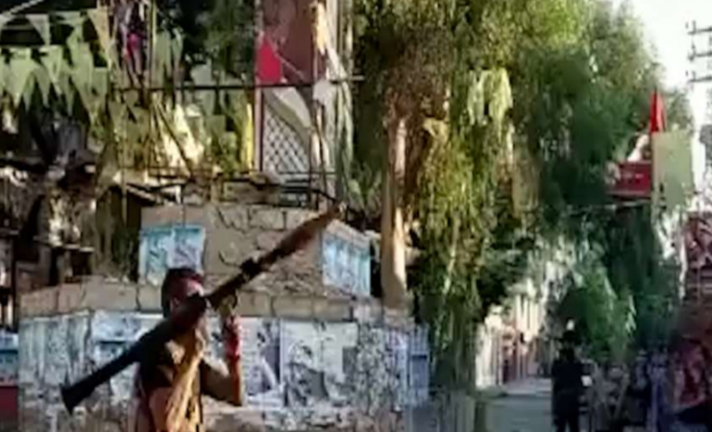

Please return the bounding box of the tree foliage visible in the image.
[479,0,684,352]
[355,0,691,387]
[355,0,524,389]
[556,254,636,361]
[160,0,254,76]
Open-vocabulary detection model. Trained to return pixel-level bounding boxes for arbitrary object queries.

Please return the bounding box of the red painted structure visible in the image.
[0,386,17,422]
[610,162,652,199]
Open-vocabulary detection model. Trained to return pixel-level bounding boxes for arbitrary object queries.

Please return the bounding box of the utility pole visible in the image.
[687,21,712,161]
[688,22,712,84]
[687,19,712,223]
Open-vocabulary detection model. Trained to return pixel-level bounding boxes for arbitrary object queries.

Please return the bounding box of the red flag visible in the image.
[649,91,666,135]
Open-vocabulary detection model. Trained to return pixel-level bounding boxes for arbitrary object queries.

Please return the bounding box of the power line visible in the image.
[116,77,365,93]
[690,76,712,84]
[689,26,712,36]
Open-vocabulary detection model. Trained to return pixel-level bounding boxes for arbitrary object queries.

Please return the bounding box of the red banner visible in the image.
[610,162,652,199]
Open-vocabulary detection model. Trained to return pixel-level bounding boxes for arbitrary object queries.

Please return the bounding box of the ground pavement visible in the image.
[486,379,559,432]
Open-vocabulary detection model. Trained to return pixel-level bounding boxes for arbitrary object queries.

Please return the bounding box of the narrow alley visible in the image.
[487,379,555,432]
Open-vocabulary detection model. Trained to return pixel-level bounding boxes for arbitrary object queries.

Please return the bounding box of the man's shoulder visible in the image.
[137,348,175,392]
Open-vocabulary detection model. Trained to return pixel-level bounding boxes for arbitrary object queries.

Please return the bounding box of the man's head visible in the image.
[161,268,204,318]
[561,346,575,362]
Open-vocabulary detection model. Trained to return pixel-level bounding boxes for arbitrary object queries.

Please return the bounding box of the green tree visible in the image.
[354,0,455,309]
[356,0,684,389]
[355,0,525,388]
[556,255,636,362]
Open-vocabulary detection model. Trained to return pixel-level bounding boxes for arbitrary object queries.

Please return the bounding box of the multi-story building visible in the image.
[475,240,574,388]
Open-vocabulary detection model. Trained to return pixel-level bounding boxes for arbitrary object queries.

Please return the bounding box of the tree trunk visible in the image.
[442,217,460,295]
[381,115,408,309]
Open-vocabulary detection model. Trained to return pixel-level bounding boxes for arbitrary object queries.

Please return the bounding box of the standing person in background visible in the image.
[128,268,244,432]
[647,349,673,432]
[552,331,584,432]
[669,335,711,432]
[622,352,651,431]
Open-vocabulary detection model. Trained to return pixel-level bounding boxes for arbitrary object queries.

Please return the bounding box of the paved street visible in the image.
[486,379,555,432]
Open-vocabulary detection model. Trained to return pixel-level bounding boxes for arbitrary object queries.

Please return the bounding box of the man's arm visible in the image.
[148,339,203,432]
[201,359,244,406]
[576,361,585,392]
[202,315,244,406]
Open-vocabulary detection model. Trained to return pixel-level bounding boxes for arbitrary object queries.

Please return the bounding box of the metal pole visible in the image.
[116,77,364,94]
[690,76,712,84]
[0,0,47,17]
[689,27,712,36]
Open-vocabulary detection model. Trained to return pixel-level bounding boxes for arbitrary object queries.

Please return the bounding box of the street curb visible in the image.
[478,388,507,400]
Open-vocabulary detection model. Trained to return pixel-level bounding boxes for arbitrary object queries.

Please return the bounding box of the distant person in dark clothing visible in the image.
[553,335,584,432]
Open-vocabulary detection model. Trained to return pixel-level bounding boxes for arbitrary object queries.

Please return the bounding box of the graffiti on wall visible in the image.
[19,312,429,432]
[239,319,282,408]
[0,241,11,289]
[408,327,430,407]
[139,225,206,286]
[0,332,17,386]
[355,327,409,414]
[281,321,357,408]
[322,228,370,297]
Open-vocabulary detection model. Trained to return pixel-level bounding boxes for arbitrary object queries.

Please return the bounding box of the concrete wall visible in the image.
[475,312,504,389]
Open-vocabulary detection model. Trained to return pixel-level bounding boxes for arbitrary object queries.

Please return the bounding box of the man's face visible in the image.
[170,279,207,331]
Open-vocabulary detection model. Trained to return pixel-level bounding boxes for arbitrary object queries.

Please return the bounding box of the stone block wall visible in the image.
[139,204,371,298]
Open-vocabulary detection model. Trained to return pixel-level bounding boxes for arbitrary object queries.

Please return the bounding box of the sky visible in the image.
[614,0,712,186]
[615,0,712,88]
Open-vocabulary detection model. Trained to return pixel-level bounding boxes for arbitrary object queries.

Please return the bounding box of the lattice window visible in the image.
[262,107,309,177]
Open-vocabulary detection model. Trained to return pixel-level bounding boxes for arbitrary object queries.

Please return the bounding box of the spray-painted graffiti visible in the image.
[139,225,206,286]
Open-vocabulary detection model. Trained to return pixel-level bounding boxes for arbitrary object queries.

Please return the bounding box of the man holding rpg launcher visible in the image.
[129,268,244,432]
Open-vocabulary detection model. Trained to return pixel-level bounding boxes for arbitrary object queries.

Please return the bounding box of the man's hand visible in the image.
[206,315,243,406]
[168,327,205,367]
[185,328,206,362]
[222,315,241,360]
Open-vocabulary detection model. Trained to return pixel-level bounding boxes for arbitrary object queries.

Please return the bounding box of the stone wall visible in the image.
[19,279,407,324]
[18,307,424,432]
[139,204,371,298]
[17,204,427,432]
